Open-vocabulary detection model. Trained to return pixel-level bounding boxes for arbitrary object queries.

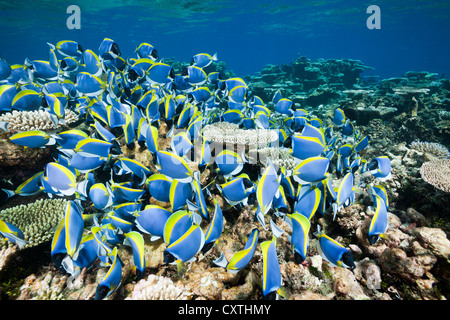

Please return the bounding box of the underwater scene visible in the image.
[0,0,449,303]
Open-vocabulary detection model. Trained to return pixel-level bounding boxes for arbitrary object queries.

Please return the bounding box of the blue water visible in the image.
[1,0,450,79]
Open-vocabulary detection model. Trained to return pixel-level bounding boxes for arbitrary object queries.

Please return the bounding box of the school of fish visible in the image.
[0,38,392,300]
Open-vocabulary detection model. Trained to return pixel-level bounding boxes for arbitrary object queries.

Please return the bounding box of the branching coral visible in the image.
[0,109,79,132]
[420,159,450,193]
[202,122,278,147]
[250,146,298,170]
[0,198,68,249]
[410,141,450,159]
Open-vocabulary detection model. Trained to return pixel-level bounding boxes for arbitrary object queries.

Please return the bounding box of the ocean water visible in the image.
[1,0,450,79]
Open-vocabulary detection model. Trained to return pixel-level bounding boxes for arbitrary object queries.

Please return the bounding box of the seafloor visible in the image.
[0,55,449,300]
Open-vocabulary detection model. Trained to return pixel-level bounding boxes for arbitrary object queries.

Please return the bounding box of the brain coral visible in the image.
[420,159,450,193]
[0,198,68,249]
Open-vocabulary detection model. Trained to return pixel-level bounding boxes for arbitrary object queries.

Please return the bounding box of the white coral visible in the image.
[126,274,191,300]
[202,122,278,147]
[0,109,79,132]
[410,141,449,159]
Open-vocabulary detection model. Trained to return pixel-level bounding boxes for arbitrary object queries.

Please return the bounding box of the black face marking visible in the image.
[163,250,175,264]
[94,285,110,300]
[294,251,305,264]
[342,251,355,268]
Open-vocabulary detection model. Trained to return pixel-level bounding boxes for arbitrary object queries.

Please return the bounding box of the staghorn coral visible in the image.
[202,122,278,147]
[420,159,450,193]
[0,109,79,132]
[0,198,68,249]
[410,141,450,159]
[126,274,191,300]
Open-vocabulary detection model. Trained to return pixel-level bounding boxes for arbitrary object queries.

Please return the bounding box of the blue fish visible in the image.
[0,58,11,81]
[291,156,330,185]
[11,89,42,111]
[0,84,18,112]
[171,131,194,159]
[51,40,83,57]
[191,52,217,68]
[76,72,106,97]
[51,219,67,269]
[184,65,207,86]
[74,138,117,158]
[124,231,146,279]
[163,210,193,247]
[291,135,326,160]
[169,179,194,211]
[214,150,245,178]
[287,213,311,264]
[146,63,174,85]
[98,38,121,60]
[136,42,158,60]
[227,85,247,104]
[316,226,355,268]
[64,200,85,258]
[69,152,106,173]
[261,236,282,299]
[368,195,389,245]
[110,182,146,203]
[294,187,321,220]
[89,183,114,210]
[214,228,259,273]
[164,222,205,264]
[135,205,172,241]
[368,184,389,211]
[332,172,355,220]
[91,120,117,143]
[155,150,195,183]
[332,108,346,127]
[44,162,78,196]
[82,49,102,76]
[95,246,123,300]
[216,173,255,207]
[189,172,210,220]
[5,171,43,198]
[257,162,280,216]
[202,199,224,253]
[368,156,392,180]
[354,135,370,153]
[0,219,28,249]
[24,59,59,82]
[9,130,57,149]
[145,173,172,203]
[275,98,294,116]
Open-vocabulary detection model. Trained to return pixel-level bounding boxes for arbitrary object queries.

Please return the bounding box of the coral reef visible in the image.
[0,109,79,133]
[420,159,450,193]
[410,141,450,159]
[0,198,68,249]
